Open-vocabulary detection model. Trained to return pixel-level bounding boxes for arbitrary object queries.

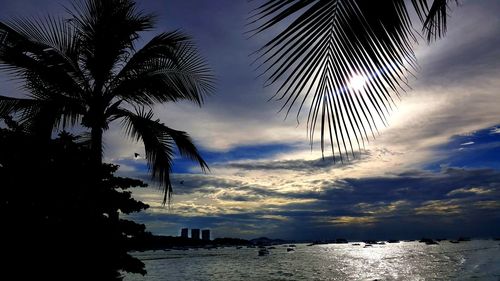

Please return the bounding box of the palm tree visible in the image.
[250,0,457,161]
[0,0,214,203]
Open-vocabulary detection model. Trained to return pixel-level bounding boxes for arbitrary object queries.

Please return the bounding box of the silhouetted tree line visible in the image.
[129,235,251,251]
[0,118,149,280]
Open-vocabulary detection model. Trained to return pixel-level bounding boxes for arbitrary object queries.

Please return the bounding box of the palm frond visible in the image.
[159,125,209,173]
[411,0,458,42]
[251,0,419,159]
[114,107,208,205]
[0,18,87,99]
[0,94,85,137]
[67,0,155,88]
[0,95,38,118]
[110,31,214,107]
[251,0,453,159]
[112,32,183,81]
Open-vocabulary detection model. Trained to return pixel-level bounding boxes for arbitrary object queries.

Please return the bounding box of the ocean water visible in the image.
[124,240,500,280]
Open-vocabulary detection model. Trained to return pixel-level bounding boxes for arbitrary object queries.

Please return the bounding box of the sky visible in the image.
[0,0,499,240]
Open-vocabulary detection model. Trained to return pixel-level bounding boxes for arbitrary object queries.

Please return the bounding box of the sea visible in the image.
[124,240,500,280]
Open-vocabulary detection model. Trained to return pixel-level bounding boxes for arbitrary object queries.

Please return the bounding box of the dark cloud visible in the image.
[224,153,370,172]
[416,1,500,86]
[325,167,500,203]
[128,166,500,240]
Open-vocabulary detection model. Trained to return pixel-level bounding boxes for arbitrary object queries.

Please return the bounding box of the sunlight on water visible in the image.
[124,240,500,281]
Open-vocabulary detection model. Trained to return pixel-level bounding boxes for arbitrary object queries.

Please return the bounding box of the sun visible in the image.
[348,74,367,91]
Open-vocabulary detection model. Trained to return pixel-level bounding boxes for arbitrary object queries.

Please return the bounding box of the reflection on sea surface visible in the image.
[125,240,500,280]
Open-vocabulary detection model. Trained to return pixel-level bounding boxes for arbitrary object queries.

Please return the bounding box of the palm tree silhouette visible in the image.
[0,0,214,203]
[250,0,457,161]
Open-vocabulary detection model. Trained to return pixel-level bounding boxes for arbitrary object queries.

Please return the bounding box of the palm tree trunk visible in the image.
[90,125,119,223]
[90,125,103,169]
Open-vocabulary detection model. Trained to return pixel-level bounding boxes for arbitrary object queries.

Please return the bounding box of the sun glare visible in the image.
[349,74,367,91]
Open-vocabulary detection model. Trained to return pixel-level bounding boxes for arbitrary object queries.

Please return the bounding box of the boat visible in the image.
[258,248,270,256]
[286,247,295,252]
[419,238,434,243]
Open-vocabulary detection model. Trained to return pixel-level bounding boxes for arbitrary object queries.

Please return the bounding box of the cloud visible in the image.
[126,165,500,239]
[447,187,494,196]
[223,151,371,172]
[258,215,289,221]
[473,200,500,209]
[414,200,463,215]
[327,216,378,225]
[354,200,411,215]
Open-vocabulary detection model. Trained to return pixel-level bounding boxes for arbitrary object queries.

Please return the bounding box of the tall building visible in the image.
[202,229,210,241]
[191,228,200,240]
[180,228,188,238]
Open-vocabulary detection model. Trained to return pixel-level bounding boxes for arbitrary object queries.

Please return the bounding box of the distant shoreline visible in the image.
[129,235,499,251]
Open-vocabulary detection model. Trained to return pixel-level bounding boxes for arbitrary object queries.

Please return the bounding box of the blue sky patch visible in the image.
[172,143,298,173]
[426,125,500,170]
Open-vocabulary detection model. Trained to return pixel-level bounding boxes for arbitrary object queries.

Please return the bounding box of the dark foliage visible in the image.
[127,234,250,251]
[0,121,149,280]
